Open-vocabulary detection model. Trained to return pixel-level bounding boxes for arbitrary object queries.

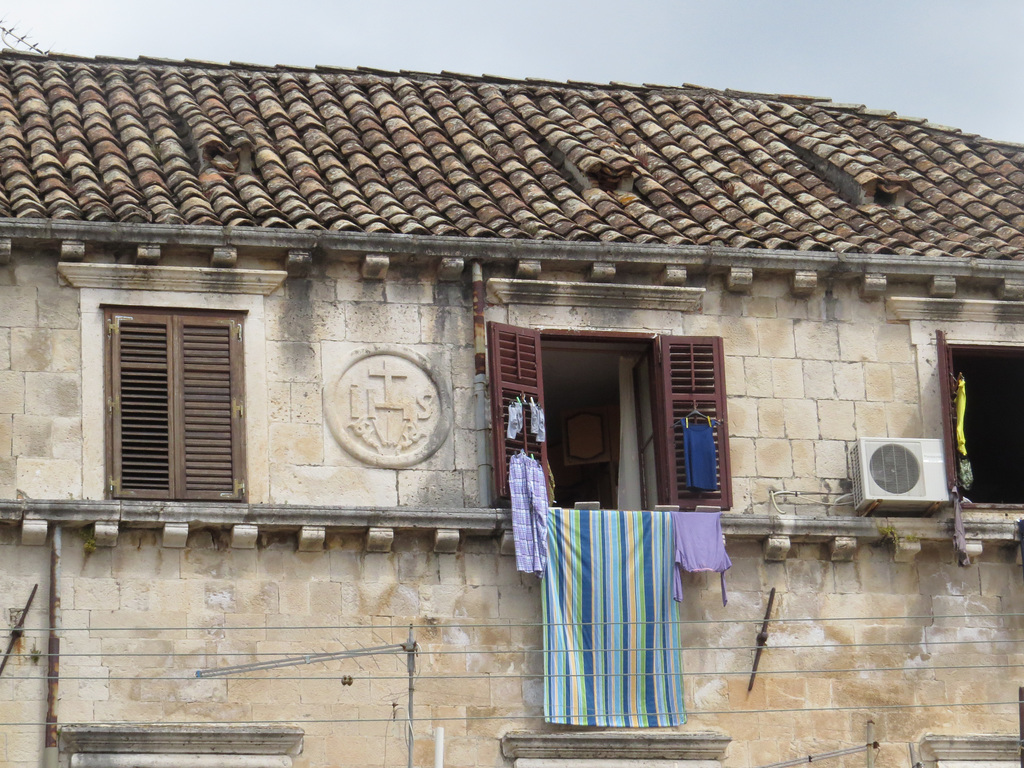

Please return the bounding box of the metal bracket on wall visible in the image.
[747,586,776,692]
[0,583,38,678]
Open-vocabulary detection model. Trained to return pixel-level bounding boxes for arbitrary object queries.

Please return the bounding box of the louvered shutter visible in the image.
[107,309,246,501]
[936,330,957,490]
[656,336,731,509]
[176,315,246,500]
[487,322,547,499]
[108,313,173,498]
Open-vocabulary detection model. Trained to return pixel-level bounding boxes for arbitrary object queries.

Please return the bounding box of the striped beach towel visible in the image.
[543,508,686,727]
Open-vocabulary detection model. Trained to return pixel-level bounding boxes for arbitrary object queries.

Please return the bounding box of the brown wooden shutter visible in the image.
[656,335,731,510]
[107,309,246,501]
[176,315,246,500]
[936,330,957,491]
[487,322,547,499]
[108,312,173,498]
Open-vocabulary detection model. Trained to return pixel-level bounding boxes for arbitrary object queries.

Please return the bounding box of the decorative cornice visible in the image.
[919,734,1018,761]
[887,296,1024,322]
[7,218,1024,281]
[60,724,304,755]
[57,262,287,295]
[501,731,731,760]
[487,278,704,311]
[0,500,1016,546]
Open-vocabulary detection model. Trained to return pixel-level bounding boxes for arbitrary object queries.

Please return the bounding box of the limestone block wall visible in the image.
[1,527,1019,768]
[4,248,1023,515]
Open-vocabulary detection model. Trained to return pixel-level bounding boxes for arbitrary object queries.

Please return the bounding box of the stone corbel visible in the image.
[22,519,48,546]
[437,257,465,281]
[362,254,389,280]
[366,526,394,552]
[136,245,161,265]
[792,270,818,296]
[861,273,887,298]
[929,275,956,298]
[162,522,189,548]
[434,529,460,553]
[286,249,312,278]
[963,539,983,560]
[516,260,542,279]
[1000,278,1024,300]
[231,524,259,549]
[892,537,921,563]
[661,265,687,286]
[499,531,516,556]
[589,262,616,282]
[0,237,12,265]
[727,266,753,293]
[60,240,86,262]
[830,535,857,562]
[764,534,791,561]
[93,521,119,548]
[298,526,325,552]
[211,246,238,268]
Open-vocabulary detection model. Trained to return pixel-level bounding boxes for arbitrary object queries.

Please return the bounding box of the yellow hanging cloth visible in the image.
[954,375,967,456]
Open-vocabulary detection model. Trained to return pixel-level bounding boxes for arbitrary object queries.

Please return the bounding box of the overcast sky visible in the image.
[4,0,1023,143]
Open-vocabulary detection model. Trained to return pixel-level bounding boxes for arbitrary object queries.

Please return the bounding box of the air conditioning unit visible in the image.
[850,438,948,515]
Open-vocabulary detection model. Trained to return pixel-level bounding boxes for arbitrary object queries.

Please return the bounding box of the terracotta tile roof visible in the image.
[2,51,1023,258]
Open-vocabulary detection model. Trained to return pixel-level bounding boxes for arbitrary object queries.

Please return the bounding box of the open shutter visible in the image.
[176,315,246,500]
[656,336,731,510]
[936,330,957,491]
[487,322,547,499]
[108,312,173,498]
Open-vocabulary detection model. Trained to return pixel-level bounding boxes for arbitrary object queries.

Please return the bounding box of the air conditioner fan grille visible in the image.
[869,443,920,494]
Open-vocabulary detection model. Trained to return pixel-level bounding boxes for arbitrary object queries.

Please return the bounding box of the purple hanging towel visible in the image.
[670,509,731,605]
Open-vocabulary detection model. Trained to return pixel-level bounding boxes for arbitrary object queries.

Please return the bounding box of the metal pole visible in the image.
[1018,686,1023,768]
[866,720,875,768]
[43,526,62,768]
[405,626,417,768]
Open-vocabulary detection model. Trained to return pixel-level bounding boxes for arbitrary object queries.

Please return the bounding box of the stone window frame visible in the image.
[80,288,271,503]
[60,724,304,768]
[501,730,731,768]
[104,307,247,501]
[919,734,1019,767]
[487,322,732,510]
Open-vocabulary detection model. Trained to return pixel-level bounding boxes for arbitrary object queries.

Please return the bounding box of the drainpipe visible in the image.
[472,261,492,507]
[43,525,61,768]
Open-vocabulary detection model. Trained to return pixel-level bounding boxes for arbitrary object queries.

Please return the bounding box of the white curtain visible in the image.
[617,355,642,510]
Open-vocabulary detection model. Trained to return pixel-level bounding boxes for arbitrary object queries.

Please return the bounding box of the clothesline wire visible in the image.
[10,611,1024,631]
[5,658,1024,682]
[0,697,1016,729]
[2,634,1016,661]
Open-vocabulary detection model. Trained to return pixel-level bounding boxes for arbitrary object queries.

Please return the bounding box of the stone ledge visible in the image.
[2,501,1020,546]
[887,295,1024,322]
[501,731,730,760]
[487,278,704,312]
[61,724,304,755]
[57,262,287,295]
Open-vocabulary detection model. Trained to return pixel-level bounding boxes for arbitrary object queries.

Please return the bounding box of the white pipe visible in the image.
[433,727,444,768]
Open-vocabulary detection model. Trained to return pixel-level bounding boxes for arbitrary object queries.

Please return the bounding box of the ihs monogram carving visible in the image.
[326,349,451,468]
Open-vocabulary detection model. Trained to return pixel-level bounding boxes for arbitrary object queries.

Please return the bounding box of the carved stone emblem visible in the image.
[326,349,450,468]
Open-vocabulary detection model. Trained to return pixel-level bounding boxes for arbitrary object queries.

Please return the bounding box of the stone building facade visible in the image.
[1,52,1024,768]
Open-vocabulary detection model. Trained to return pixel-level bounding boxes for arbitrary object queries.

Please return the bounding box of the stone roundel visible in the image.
[325,348,451,468]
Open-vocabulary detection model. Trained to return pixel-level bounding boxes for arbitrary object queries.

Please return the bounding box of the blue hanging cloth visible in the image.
[681,417,718,492]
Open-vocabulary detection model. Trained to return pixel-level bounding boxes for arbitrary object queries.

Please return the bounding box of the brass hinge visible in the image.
[235,479,246,497]
[107,314,134,337]
[235,322,243,342]
[232,398,244,419]
[109,475,120,494]
[107,396,118,415]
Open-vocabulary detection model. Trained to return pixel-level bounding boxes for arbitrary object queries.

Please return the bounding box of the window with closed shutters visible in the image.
[105,308,246,501]
[487,323,730,510]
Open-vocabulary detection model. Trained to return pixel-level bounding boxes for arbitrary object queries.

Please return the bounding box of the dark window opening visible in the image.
[944,345,1024,504]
